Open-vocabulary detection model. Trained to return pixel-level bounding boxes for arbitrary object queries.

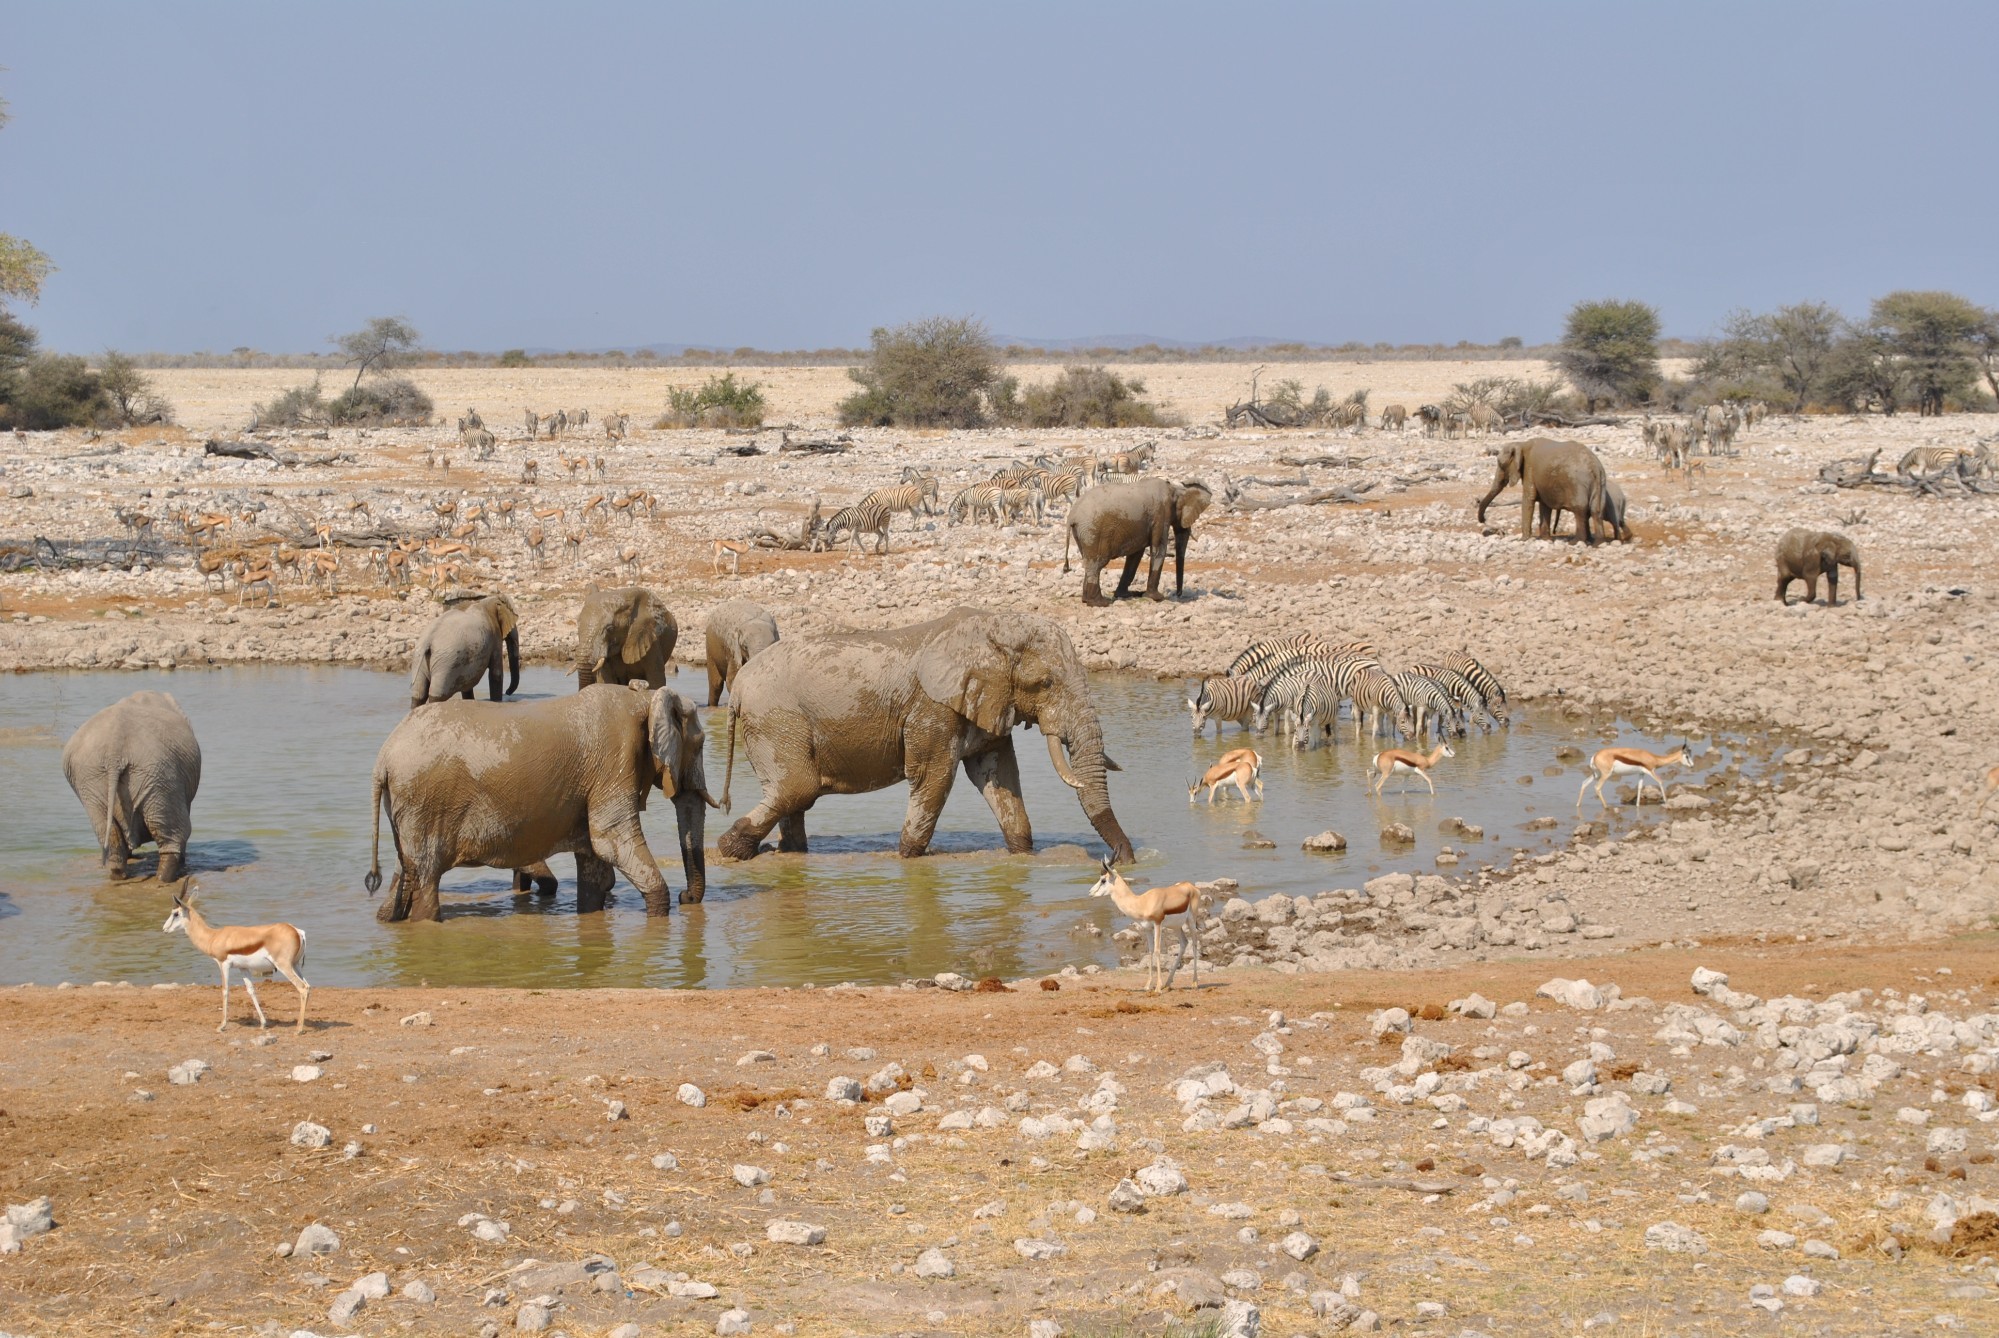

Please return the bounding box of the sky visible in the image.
[4,1,1996,354]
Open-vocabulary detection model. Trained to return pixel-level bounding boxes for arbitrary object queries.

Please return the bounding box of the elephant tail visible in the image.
[1062,518,1074,574]
[102,761,132,861]
[364,757,386,894]
[720,702,739,813]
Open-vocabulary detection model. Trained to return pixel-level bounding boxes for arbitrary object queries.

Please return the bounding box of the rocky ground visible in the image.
[1,942,1997,1337]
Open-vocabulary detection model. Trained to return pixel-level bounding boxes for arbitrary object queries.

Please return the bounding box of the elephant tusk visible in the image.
[1046,732,1085,791]
[1103,753,1123,773]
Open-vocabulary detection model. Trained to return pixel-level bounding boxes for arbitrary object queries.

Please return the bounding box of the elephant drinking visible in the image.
[716,607,1135,864]
[367,685,714,922]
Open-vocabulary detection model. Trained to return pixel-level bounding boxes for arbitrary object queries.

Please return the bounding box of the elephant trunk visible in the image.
[1172,526,1191,595]
[1475,473,1507,523]
[504,628,521,696]
[1046,714,1134,864]
[673,792,707,904]
[1850,558,1862,601]
[577,652,603,690]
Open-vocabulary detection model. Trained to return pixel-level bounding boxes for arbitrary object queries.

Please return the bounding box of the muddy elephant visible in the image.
[576,583,678,689]
[1543,478,1631,543]
[1062,478,1212,606]
[1476,437,1609,545]
[366,684,714,922]
[61,690,202,882]
[716,607,1135,864]
[1775,528,1862,606]
[704,598,779,707]
[409,593,520,710]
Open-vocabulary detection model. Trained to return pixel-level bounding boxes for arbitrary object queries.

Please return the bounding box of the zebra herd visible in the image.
[1897,442,1997,481]
[1188,633,1509,751]
[805,445,1162,554]
[1643,401,1769,470]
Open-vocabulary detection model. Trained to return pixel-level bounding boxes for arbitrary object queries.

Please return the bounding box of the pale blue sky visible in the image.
[4,1,1994,353]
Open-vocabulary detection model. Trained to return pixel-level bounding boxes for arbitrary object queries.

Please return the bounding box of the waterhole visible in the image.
[0,666,1749,988]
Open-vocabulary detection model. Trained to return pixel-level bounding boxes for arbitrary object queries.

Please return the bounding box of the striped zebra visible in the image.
[821,499,891,554]
[1343,666,1413,744]
[862,480,935,519]
[1103,442,1155,477]
[1410,663,1500,731]
[1437,651,1508,722]
[1898,446,1968,478]
[997,485,1044,524]
[1261,652,1376,742]
[1287,675,1346,750]
[1042,466,1089,508]
[1393,671,1462,740]
[993,456,1054,488]
[1186,674,1265,735]
[948,481,1004,525]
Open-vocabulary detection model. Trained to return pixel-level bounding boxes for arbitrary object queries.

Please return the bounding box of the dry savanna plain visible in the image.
[4,361,1999,1337]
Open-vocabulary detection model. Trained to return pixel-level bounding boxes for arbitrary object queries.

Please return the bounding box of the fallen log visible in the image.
[777,434,853,455]
[1225,486,1373,511]
[0,536,173,572]
[1277,454,1372,469]
[205,438,293,464]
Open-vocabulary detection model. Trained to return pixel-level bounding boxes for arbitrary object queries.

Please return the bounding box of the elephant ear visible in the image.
[489,595,519,638]
[916,612,1019,736]
[645,688,685,798]
[623,592,658,665]
[1175,481,1213,527]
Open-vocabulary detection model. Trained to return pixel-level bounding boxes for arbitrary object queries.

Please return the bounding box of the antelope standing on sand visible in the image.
[1976,764,1999,816]
[1577,744,1690,810]
[1190,748,1263,804]
[1370,742,1454,796]
[1089,857,1204,993]
[163,881,310,1032]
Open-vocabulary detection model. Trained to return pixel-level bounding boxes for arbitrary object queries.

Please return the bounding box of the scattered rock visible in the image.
[1644,1222,1708,1254]
[914,1247,955,1278]
[290,1121,333,1149]
[1135,1161,1189,1196]
[294,1223,340,1257]
[1302,830,1347,852]
[717,1308,752,1335]
[766,1220,825,1246]
[678,1082,707,1108]
[168,1058,209,1085]
[399,1010,433,1027]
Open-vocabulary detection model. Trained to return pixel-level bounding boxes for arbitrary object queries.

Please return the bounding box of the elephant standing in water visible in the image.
[577,583,678,688]
[367,685,714,922]
[704,598,780,706]
[1775,528,1862,606]
[409,593,520,709]
[1063,478,1212,606]
[717,607,1135,864]
[1476,437,1609,545]
[62,690,202,881]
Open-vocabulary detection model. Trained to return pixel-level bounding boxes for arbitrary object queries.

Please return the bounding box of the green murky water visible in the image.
[0,666,1743,987]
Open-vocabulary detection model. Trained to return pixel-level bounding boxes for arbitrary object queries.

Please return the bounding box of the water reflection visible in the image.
[0,664,1750,989]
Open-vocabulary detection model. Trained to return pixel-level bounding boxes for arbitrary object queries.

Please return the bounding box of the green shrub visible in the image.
[98,351,173,426]
[0,354,112,429]
[1007,365,1173,428]
[837,316,1002,428]
[252,377,327,428]
[655,371,768,429]
[1555,298,1661,408]
[497,348,531,368]
[325,375,434,425]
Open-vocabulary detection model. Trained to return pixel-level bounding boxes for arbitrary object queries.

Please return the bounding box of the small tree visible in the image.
[333,316,421,389]
[1555,299,1661,409]
[1971,309,1999,407]
[0,90,51,310]
[1869,290,1984,415]
[97,351,173,425]
[838,316,1002,428]
[1823,325,1907,415]
[497,348,531,368]
[1710,302,1842,411]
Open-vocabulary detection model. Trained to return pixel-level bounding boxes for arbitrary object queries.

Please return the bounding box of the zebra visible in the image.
[993,456,1054,488]
[1186,674,1265,735]
[1098,443,1155,480]
[863,481,936,519]
[1898,445,1968,478]
[997,485,1044,524]
[821,499,890,554]
[1393,671,1462,740]
[1416,404,1444,436]
[524,409,540,439]
[1409,663,1501,731]
[1437,651,1507,722]
[1228,632,1330,682]
[1041,466,1089,508]
[948,481,1004,525]
[1342,666,1413,744]
[1259,653,1374,742]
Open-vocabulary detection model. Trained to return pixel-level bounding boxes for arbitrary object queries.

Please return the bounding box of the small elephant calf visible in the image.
[1775,528,1862,607]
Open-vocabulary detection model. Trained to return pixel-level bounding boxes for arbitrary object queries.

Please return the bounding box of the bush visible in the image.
[837,316,1002,428]
[655,372,767,429]
[1005,365,1173,428]
[252,376,327,429]
[325,375,434,425]
[0,354,112,429]
[1869,290,1985,416]
[498,348,531,368]
[1555,299,1661,409]
[333,316,421,388]
[98,351,173,426]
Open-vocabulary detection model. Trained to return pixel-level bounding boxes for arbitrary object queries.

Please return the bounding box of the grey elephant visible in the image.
[61,690,202,882]
[366,684,714,922]
[409,593,520,710]
[1062,478,1212,606]
[1775,528,1862,606]
[716,607,1135,864]
[1543,478,1631,543]
[704,598,780,707]
[1476,437,1608,545]
[576,583,678,689]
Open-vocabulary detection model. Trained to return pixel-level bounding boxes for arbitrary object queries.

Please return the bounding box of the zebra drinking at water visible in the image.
[1436,650,1508,723]
[1186,674,1265,735]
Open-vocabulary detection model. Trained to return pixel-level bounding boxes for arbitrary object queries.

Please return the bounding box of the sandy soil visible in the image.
[4,369,1999,1333]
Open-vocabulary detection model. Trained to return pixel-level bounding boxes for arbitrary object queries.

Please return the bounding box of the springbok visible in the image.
[1977,764,1999,816]
[163,881,310,1033]
[1089,856,1204,993]
[1577,744,1690,810]
[1190,748,1263,804]
[1370,742,1454,796]
[713,538,748,576]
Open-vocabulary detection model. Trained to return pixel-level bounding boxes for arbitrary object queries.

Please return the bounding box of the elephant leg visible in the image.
[899,753,960,858]
[1825,567,1839,607]
[1114,552,1143,599]
[1144,539,1168,599]
[512,861,558,895]
[488,642,506,701]
[778,812,808,853]
[156,847,184,884]
[721,783,814,860]
[1804,573,1820,604]
[1776,575,1792,604]
[377,863,440,923]
[574,850,617,914]
[104,821,131,880]
[964,741,1033,855]
[594,822,672,916]
[708,663,724,707]
[1520,488,1536,540]
[1080,558,1110,606]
